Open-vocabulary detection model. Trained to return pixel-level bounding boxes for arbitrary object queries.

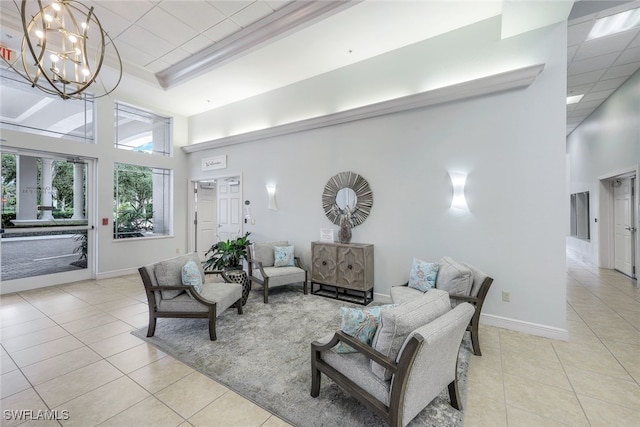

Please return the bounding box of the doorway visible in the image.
[1,148,96,293]
[613,177,635,277]
[599,171,637,279]
[191,175,243,260]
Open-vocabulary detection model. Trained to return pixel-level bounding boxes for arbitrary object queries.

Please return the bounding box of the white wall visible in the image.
[566,70,640,266]
[187,18,568,336]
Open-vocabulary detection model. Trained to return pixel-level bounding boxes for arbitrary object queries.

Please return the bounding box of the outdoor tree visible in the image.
[114,164,154,237]
[1,153,17,213]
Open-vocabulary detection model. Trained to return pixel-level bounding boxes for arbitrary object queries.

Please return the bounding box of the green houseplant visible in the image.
[203,232,252,271]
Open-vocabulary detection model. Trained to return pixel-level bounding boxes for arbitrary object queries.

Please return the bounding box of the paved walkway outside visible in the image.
[1,235,84,281]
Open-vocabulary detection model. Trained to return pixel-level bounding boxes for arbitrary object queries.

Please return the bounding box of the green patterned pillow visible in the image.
[335,305,397,353]
[181,260,203,294]
[274,245,295,267]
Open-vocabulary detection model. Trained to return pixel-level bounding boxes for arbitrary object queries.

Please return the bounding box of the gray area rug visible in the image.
[132,285,471,426]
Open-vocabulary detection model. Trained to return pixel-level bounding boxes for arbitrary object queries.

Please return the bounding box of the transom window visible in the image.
[114,102,172,156]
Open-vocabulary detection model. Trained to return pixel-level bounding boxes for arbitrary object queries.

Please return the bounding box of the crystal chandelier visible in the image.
[3,0,122,99]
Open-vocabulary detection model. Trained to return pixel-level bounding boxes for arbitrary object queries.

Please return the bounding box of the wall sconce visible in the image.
[449,172,468,210]
[266,184,278,210]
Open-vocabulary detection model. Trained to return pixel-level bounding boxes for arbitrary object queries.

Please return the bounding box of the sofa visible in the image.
[391,256,493,356]
[138,253,243,341]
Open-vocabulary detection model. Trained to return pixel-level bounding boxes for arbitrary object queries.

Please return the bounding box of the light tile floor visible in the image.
[1,255,638,426]
[465,255,640,426]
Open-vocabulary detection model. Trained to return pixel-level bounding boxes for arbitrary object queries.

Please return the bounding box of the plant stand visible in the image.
[221,269,251,306]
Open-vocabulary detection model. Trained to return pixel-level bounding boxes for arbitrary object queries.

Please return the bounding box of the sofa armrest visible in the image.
[312,331,398,374]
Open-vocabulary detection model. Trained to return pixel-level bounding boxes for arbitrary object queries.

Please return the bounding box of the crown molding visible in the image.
[182,63,545,154]
[156,1,359,89]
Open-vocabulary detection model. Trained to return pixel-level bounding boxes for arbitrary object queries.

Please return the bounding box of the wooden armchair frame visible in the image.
[311,331,461,427]
[449,276,493,356]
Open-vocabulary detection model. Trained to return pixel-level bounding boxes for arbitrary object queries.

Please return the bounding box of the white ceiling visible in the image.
[1,0,639,135]
[566,0,640,134]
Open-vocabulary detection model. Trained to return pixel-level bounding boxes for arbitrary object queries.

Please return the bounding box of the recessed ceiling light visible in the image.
[567,94,584,104]
[587,8,640,40]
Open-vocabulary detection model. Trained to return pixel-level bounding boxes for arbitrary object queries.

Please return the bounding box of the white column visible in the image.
[72,163,85,219]
[16,155,38,221]
[40,158,54,220]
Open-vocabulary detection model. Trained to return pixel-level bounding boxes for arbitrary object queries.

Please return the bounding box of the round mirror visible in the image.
[322,171,373,226]
[335,187,357,211]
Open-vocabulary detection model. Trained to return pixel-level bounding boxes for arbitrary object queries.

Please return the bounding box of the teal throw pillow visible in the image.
[335,305,397,353]
[181,260,203,294]
[408,258,439,292]
[274,245,295,267]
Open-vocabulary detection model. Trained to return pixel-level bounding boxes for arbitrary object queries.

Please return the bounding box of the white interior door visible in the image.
[196,183,216,259]
[613,177,635,277]
[217,179,242,241]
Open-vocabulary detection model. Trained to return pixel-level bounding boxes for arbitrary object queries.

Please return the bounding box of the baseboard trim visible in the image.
[96,267,139,280]
[373,292,392,303]
[481,313,568,341]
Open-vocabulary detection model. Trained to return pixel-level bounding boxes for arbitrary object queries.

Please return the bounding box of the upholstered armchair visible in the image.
[139,253,243,341]
[247,241,308,303]
[311,290,475,427]
[391,256,493,356]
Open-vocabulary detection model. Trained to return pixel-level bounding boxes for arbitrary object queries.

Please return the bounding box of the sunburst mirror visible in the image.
[322,171,373,226]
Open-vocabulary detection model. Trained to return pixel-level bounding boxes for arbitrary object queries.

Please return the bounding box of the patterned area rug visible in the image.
[132,285,471,426]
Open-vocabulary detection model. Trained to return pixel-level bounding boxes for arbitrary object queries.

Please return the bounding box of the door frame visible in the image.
[0,148,97,294]
[598,166,639,278]
[187,172,243,257]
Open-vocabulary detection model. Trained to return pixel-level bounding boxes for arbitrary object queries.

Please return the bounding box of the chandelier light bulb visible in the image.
[5,0,122,99]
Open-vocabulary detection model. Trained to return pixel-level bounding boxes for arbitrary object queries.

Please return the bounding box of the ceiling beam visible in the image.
[156,0,360,89]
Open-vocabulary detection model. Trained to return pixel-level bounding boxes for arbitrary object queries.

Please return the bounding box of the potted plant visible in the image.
[203,232,252,272]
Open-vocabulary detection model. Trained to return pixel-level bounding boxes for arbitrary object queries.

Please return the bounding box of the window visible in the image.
[114,102,172,156]
[113,163,171,239]
[570,191,590,240]
[0,70,94,142]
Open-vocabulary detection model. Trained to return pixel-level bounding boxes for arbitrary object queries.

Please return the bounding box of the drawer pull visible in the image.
[322,261,327,266]
[348,264,353,270]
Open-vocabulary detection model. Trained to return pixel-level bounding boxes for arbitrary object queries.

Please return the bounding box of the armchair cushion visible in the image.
[157,281,241,313]
[320,343,391,406]
[154,253,204,299]
[371,289,451,380]
[181,260,203,294]
[252,241,289,267]
[408,258,439,292]
[274,245,295,267]
[435,256,473,298]
[253,266,306,287]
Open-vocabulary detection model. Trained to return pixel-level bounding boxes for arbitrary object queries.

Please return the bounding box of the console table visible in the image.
[310,241,374,305]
